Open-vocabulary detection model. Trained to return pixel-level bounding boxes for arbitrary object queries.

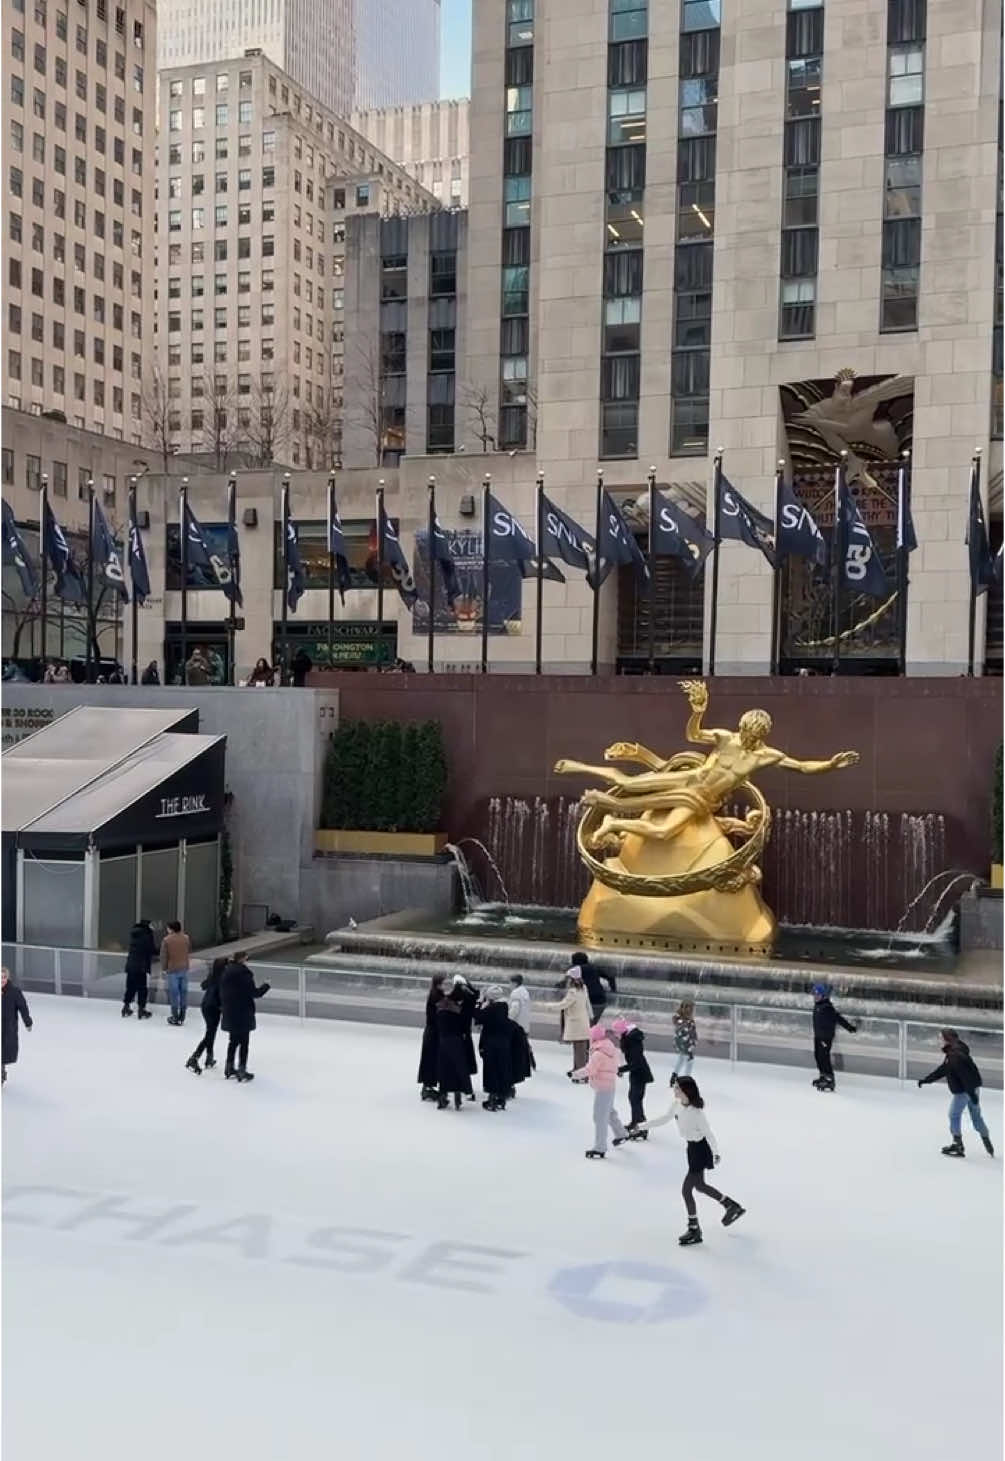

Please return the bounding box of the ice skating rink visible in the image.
[3,996,1001,1460]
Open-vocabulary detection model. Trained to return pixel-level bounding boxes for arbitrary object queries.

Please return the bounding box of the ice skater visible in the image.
[220,953,270,1083]
[450,972,480,1100]
[434,983,474,1109]
[556,966,593,1074]
[160,920,192,1026]
[631,1076,745,1245]
[570,951,617,1025]
[2,967,32,1085]
[121,918,156,1019]
[418,973,446,1101]
[612,1015,653,1136]
[186,957,225,1074]
[917,1029,995,1158]
[571,1024,629,1159]
[474,986,513,1111]
[811,982,857,1090]
[671,1000,697,1085]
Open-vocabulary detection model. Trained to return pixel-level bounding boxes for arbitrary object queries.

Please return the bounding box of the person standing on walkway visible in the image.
[417,973,446,1101]
[220,953,270,1083]
[122,918,156,1019]
[671,1000,698,1085]
[612,1016,653,1135]
[631,1076,745,1245]
[571,951,617,1025]
[811,983,857,1091]
[572,1024,629,1159]
[2,968,32,1085]
[918,1029,995,1158]
[556,967,593,1075]
[160,921,192,1026]
[186,957,226,1075]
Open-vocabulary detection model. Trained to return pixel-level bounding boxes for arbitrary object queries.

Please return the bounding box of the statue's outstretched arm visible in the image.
[603,741,665,770]
[678,679,718,746]
[776,750,859,775]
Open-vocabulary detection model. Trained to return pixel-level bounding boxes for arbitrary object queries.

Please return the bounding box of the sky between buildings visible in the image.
[440,0,472,97]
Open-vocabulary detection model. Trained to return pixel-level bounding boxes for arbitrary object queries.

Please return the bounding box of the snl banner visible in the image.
[412,529,523,636]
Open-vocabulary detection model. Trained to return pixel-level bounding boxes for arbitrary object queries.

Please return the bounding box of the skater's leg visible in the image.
[237,1033,250,1071]
[572,1038,589,1071]
[628,1074,646,1126]
[608,1100,627,1141]
[167,971,182,1020]
[178,972,189,1021]
[680,1056,694,1080]
[966,1096,991,1140]
[814,1038,834,1081]
[681,1173,699,1217]
[692,1176,725,1204]
[948,1091,967,1137]
[225,1033,240,1074]
[204,1011,219,1061]
[593,1090,613,1153]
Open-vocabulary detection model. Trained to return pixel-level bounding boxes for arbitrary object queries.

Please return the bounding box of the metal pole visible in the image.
[769,460,784,676]
[327,471,336,673]
[729,1002,738,1066]
[281,473,291,683]
[967,450,982,677]
[896,450,910,678]
[85,479,95,681]
[39,474,48,672]
[646,466,656,674]
[480,474,491,675]
[831,454,846,678]
[707,452,723,676]
[426,476,436,675]
[534,471,545,675]
[129,476,139,684]
[590,470,603,676]
[897,1019,907,1083]
[179,477,189,685]
[376,479,386,666]
[227,472,237,685]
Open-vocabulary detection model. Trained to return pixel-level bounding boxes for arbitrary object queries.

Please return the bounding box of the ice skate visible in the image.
[420,1085,438,1102]
[816,1077,835,1092]
[185,1056,201,1076]
[166,1015,181,1026]
[137,1008,152,1020]
[454,1092,463,1110]
[121,1005,132,1018]
[436,1094,449,1109]
[235,1069,254,1083]
[204,1056,217,1069]
[612,1135,628,1147]
[482,1097,497,1111]
[224,1064,236,1080]
[721,1198,745,1227]
[981,1133,995,1156]
[679,1218,702,1246]
[584,1149,605,1159]
[941,1136,965,1157]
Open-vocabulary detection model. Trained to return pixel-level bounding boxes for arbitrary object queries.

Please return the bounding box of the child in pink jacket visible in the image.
[571,1024,629,1159]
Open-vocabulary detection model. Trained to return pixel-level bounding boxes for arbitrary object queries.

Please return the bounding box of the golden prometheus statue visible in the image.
[554,680,859,955]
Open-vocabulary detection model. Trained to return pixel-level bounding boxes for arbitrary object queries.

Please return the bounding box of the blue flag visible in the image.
[285,515,306,612]
[92,498,128,603]
[327,484,351,605]
[966,464,995,595]
[776,479,828,566]
[377,497,417,609]
[431,514,460,608]
[540,493,593,576]
[718,475,776,567]
[838,480,889,598]
[226,519,243,608]
[42,498,86,603]
[128,496,151,606]
[2,499,39,598]
[651,489,714,579]
[588,490,648,591]
[183,501,240,604]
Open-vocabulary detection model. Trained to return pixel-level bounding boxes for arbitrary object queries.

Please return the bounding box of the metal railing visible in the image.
[3,941,1002,1087]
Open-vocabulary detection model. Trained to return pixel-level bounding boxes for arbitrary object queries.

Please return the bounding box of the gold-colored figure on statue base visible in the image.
[554,681,859,956]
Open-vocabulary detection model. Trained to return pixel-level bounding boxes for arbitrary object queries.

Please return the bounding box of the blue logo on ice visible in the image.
[548,1261,705,1324]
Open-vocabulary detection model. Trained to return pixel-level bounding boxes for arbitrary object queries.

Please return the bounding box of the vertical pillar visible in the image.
[176,839,188,927]
[82,845,99,951]
[135,845,143,920]
[15,848,25,942]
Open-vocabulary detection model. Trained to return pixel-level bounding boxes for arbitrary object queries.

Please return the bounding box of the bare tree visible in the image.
[525,383,538,451]
[200,373,239,471]
[141,368,175,473]
[243,373,291,467]
[305,384,344,470]
[459,381,498,452]
[2,583,41,659]
[345,340,384,466]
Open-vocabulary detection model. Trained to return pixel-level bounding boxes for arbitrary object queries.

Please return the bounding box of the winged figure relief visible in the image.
[790,368,912,490]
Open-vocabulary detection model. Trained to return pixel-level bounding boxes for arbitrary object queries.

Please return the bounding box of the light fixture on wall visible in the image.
[458,494,475,517]
[136,509,150,530]
[242,507,258,527]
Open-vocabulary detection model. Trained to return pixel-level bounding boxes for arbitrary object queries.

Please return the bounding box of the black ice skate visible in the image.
[137,1008,152,1020]
[420,1085,438,1101]
[235,1069,254,1083]
[224,1064,236,1080]
[454,1092,463,1110]
[121,1005,133,1018]
[437,1094,449,1109]
[721,1198,746,1227]
[815,1077,835,1092]
[941,1136,965,1157]
[612,1135,628,1147]
[679,1218,702,1246]
[981,1133,995,1156]
[584,1149,605,1159]
[204,1056,217,1069]
[167,1015,181,1026]
[185,1056,201,1076]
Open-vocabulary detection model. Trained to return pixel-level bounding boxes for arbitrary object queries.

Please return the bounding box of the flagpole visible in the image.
[281,473,291,685]
[427,476,436,675]
[480,474,491,675]
[376,479,386,667]
[646,466,657,675]
[590,471,603,676]
[831,454,846,678]
[129,476,139,684]
[534,471,544,675]
[227,472,238,685]
[896,450,910,677]
[967,449,982,678]
[39,474,48,672]
[769,460,784,676]
[179,477,189,686]
[327,471,336,673]
[86,478,95,682]
[708,452,723,677]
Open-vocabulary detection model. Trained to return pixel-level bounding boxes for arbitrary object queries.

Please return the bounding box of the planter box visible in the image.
[315,829,448,857]
[991,864,1003,891]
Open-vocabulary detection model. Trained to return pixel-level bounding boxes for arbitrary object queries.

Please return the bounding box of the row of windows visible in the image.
[499,0,535,450]
[9,171,144,256]
[165,306,326,343]
[164,341,325,377]
[6,354,137,413]
[879,4,926,332]
[4,307,142,371]
[8,225,140,291]
[8,127,145,211]
[168,101,255,130]
[9,296,141,337]
[11,33,144,115]
[778,3,822,340]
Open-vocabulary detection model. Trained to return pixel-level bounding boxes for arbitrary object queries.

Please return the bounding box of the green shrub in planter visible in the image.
[322,718,446,834]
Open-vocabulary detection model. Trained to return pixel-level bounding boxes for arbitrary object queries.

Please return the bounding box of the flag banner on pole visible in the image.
[377,497,418,608]
[896,472,917,554]
[326,487,351,604]
[776,479,828,565]
[92,498,129,603]
[838,479,889,597]
[226,518,243,608]
[431,515,460,608]
[966,466,996,595]
[540,493,594,575]
[2,499,39,598]
[286,514,306,612]
[128,496,151,606]
[42,498,86,603]
[588,490,649,590]
[651,489,714,578]
[184,501,241,604]
[487,491,535,567]
[995,542,1004,587]
[717,475,776,566]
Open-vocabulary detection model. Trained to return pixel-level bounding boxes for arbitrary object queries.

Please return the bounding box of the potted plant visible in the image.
[316,718,449,856]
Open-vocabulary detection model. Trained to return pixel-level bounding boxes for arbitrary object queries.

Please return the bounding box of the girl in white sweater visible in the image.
[632,1076,745,1246]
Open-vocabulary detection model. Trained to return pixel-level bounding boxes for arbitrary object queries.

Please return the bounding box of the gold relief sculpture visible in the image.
[555,681,859,955]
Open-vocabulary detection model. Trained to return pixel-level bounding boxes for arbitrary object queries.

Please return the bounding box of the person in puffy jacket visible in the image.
[121,919,156,1018]
[811,983,857,1091]
[555,967,593,1074]
[671,1000,697,1084]
[570,951,617,1024]
[918,1029,994,1158]
[612,1015,653,1134]
[571,1025,628,1159]
[630,1075,745,1245]
[186,957,226,1075]
[220,954,270,1083]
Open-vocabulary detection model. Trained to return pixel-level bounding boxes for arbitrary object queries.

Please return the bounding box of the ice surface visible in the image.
[3,996,1002,1461]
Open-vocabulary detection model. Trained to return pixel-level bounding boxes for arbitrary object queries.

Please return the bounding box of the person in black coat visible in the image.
[121,919,156,1018]
[474,987,513,1111]
[612,1017,653,1134]
[571,951,617,1025]
[186,957,226,1075]
[417,973,446,1100]
[811,982,857,1091]
[449,973,479,1097]
[220,954,271,1083]
[434,992,474,1109]
[2,968,32,1082]
[918,1029,995,1157]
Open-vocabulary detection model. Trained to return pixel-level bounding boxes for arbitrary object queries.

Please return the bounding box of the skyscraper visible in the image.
[156,0,442,117]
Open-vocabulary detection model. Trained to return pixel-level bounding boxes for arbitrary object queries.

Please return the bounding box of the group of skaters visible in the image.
[417,972,535,1110]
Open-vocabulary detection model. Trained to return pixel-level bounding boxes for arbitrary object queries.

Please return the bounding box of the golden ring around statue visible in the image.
[575,752,772,898]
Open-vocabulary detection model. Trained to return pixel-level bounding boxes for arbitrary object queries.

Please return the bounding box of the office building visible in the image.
[350,98,470,208]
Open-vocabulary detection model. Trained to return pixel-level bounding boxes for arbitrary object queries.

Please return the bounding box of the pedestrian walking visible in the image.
[474,986,513,1111]
[918,1029,995,1158]
[671,1000,698,1084]
[571,1024,629,1159]
[121,918,156,1019]
[186,957,226,1074]
[631,1076,745,1245]
[160,920,192,1025]
[220,953,270,1083]
[1,968,32,1085]
[570,951,617,1025]
[418,973,446,1101]
[612,1015,653,1135]
[556,967,593,1074]
[434,986,474,1110]
[811,983,857,1091]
